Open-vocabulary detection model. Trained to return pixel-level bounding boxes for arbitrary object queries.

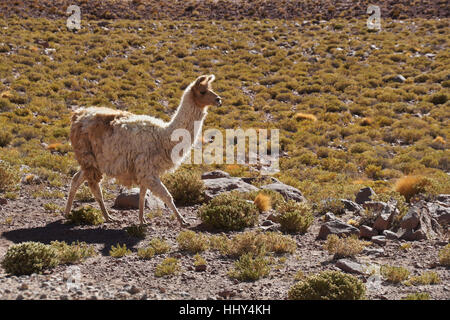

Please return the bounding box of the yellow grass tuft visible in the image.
[394,175,430,202]
[254,193,272,212]
[432,136,446,145]
[294,112,317,122]
[360,117,373,126]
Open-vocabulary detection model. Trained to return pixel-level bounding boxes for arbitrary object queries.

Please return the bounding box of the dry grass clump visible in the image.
[125,224,146,239]
[323,235,370,259]
[228,253,270,282]
[380,265,410,283]
[438,244,450,266]
[406,271,440,286]
[212,231,296,258]
[177,230,209,254]
[294,112,317,122]
[109,243,132,258]
[394,175,434,202]
[0,161,19,193]
[155,257,180,277]
[66,205,105,225]
[148,238,171,254]
[288,270,366,300]
[402,292,430,300]
[254,193,272,212]
[162,168,205,206]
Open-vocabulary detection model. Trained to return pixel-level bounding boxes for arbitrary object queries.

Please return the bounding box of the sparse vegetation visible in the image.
[380,265,410,283]
[406,271,440,286]
[50,241,96,264]
[324,235,370,259]
[162,169,205,206]
[126,224,146,239]
[253,193,271,212]
[109,243,132,258]
[148,238,171,254]
[228,253,270,282]
[402,292,431,300]
[438,244,450,266]
[288,270,366,300]
[0,162,19,193]
[177,230,209,254]
[155,257,180,277]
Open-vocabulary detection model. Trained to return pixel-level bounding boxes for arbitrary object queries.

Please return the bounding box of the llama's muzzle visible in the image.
[216,97,222,106]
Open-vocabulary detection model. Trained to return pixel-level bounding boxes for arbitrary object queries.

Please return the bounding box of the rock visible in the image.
[261,220,274,226]
[0,198,6,205]
[336,259,366,274]
[128,285,140,295]
[363,247,384,256]
[203,177,258,200]
[201,170,230,180]
[427,201,450,226]
[359,225,378,239]
[218,290,236,299]
[386,74,406,83]
[400,206,420,230]
[324,212,337,222]
[355,187,376,204]
[341,199,363,213]
[317,220,359,240]
[383,230,399,240]
[398,201,443,241]
[363,201,397,231]
[18,283,28,291]
[436,194,450,204]
[371,235,387,246]
[195,265,207,272]
[113,188,164,210]
[260,183,306,202]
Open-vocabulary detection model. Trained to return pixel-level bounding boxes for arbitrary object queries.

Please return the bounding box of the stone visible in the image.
[341,199,363,213]
[317,220,359,240]
[383,230,399,240]
[363,247,384,256]
[436,194,450,204]
[336,259,366,274]
[261,220,274,226]
[260,183,306,202]
[359,225,378,239]
[0,198,6,205]
[128,285,140,295]
[387,74,406,83]
[371,235,387,246]
[400,206,420,230]
[324,212,337,222]
[195,265,207,272]
[113,188,164,210]
[203,177,258,200]
[355,187,376,204]
[363,201,397,231]
[201,170,230,180]
[427,201,450,226]
[18,283,28,291]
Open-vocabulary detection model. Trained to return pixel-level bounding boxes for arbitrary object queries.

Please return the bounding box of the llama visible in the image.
[64,75,222,226]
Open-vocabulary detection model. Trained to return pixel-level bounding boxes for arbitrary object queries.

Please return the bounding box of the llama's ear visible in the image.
[207,74,215,83]
[195,75,208,86]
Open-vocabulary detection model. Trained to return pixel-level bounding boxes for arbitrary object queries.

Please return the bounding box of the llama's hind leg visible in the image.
[88,180,117,222]
[146,178,188,227]
[64,170,85,218]
[138,187,148,225]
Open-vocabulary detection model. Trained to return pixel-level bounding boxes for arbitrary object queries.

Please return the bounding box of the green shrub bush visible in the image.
[66,205,105,225]
[288,270,366,300]
[1,242,59,275]
[276,200,314,233]
[162,168,205,206]
[198,191,259,231]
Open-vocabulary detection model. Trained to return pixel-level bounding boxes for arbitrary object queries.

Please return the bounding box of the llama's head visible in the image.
[191,74,222,108]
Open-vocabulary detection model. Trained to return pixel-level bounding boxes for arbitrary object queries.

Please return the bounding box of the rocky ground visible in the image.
[0,171,448,300]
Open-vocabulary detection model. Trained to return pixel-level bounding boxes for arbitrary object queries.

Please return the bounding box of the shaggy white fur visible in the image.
[64,75,221,225]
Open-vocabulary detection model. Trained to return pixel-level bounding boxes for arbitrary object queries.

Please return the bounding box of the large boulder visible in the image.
[359,225,378,239]
[355,187,376,204]
[398,200,443,241]
[202,177,258,200]
[113,188,165,210]
[201,170,230,180]
[260,183,306,202]
[427,201,450,227]
[341,199,363,214]
[363,201,398,231]
[317,220,359,240]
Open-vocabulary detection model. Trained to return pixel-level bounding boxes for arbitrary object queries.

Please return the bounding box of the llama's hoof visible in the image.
[105,216,118,223]
[139,218,148,225]
[178,218,190,228]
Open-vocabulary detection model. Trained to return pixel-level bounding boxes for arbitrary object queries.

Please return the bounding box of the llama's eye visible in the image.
[200,91,206,95]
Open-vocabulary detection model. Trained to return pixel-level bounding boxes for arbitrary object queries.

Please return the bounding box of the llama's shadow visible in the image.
[1,220,140,256]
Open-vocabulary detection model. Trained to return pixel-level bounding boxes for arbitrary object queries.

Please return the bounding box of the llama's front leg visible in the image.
[64,170,85,218]
[88,181,117,222]
[147,178,189,227]
[139,187,148,225]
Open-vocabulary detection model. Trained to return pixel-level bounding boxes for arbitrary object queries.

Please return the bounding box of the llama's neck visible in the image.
[166,87,207,148]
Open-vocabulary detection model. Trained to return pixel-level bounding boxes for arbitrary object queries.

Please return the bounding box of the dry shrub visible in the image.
[323,234,369,259]
[394,175,433,202]
[294,112,317,121]
[254,193,271,212]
